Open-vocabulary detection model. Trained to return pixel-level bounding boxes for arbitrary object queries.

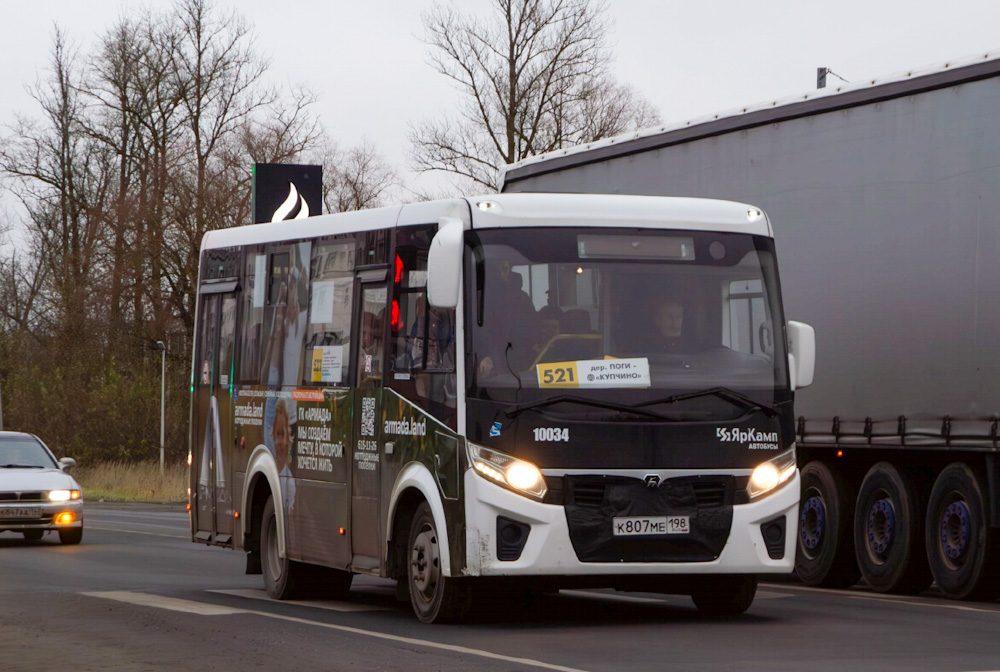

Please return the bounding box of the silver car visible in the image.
[0,431,84,544]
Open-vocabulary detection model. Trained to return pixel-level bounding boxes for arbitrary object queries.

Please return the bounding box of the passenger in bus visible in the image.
[359,310,384,380]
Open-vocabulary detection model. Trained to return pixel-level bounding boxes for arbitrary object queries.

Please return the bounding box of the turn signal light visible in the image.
[55,512,76,525]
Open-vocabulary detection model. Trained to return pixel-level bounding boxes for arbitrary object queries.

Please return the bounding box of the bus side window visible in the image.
[390,225,456,427]
[258,243,311,386]
[303,237,356,386]
[239,248,266,383]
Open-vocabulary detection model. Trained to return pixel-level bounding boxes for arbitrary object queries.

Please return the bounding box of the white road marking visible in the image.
[766,582,1000,614]
[86,525,188,540]
[560,588,792,605]
[209,588,390,612]
[561,590,674,605]
[83,591,246,616]
[83,591,591,672]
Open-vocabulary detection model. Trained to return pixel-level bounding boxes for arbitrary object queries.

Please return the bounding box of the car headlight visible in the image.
[468,443,547,500]
[48,490,81,502]
[747,448,796,500]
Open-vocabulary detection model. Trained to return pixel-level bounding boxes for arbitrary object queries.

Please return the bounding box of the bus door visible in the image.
[351,280,388,568]
[193,291,238,545]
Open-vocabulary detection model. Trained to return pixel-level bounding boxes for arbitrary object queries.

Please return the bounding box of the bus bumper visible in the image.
[462,469,799,577]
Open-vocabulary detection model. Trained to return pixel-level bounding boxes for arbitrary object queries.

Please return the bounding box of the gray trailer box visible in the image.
[502,54,1000,598]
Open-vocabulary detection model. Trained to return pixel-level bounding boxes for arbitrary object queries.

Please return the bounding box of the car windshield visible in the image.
[465,227,788,415]
[0,436,58,468]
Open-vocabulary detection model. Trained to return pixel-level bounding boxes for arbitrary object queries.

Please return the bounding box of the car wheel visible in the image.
[23,530,44,541]
[854,462,931,593]
[691,575,757,616]
[925,463,1000,600]
[260,495,303,599]
[795,462,861,588]
[408,501,472,623]
[59,528,83,545]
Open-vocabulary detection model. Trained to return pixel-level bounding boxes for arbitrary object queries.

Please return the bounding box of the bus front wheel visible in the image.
[408,501,472,623]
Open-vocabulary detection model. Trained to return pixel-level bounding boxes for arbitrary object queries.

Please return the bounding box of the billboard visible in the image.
[252,163,323,224]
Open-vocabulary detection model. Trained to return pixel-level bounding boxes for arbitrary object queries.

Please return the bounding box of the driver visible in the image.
[645,296,698,353]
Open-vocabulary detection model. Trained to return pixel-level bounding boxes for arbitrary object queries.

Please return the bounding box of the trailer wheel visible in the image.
[854,462,930,593]
[795,462,861,588]
[408,501,472,623]
[925,463,1000,600]
[261,495,302,599]
[691,575,757,616]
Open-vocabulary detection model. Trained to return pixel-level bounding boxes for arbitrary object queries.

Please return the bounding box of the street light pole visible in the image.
[156,341,166,475]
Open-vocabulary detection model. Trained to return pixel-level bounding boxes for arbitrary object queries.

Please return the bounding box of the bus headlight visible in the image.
[468,443,547,500]
[748,448,796,500]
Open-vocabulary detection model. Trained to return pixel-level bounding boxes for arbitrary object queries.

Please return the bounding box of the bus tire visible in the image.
[854,462,931,593]
[925,463,1000,600]
[407,501,471,623]
[261,495,301,599]
[795,461,861,588]
[691,575,757,616]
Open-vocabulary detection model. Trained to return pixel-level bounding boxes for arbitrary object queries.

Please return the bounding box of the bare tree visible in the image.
[410,0,660,191]
[319,139,399,213]
[0,0,400,462]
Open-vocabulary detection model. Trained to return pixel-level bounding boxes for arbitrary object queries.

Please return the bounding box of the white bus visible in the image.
[189,193,815,623]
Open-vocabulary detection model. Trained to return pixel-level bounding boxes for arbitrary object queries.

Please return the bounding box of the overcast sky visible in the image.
[5,0,1000,200]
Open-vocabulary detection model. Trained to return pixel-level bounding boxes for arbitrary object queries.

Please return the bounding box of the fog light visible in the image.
[55,512,76,525]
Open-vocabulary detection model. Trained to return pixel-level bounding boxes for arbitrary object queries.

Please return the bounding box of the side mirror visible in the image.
[59,457,77,471]
[786,321,815,390]
[427,217,464,309]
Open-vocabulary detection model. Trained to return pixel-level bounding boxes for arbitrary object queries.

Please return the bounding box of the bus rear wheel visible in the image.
[408,502,472,623]
[795,462,861,588]
[691,575,757,616]
[925,463,1000,600]
[261,495,302,599]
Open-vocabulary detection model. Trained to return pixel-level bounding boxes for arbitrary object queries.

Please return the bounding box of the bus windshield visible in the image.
[465,227,788,416]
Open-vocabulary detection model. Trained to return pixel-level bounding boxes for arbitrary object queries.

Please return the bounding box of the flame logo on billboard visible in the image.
[271,182,311,221]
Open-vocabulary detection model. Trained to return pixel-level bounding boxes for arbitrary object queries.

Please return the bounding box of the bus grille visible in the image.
[571,484,606,509]
[691,481,727,509]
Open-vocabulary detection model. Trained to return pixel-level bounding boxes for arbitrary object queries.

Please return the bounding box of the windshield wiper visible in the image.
[635,387,779,418]
[504,395,672,421]
[0,463,44,469]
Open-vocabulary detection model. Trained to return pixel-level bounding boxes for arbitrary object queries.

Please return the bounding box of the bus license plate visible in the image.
[613,516,689,536]
[0,507,42,519]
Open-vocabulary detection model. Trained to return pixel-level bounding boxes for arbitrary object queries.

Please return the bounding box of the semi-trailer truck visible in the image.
[501,51,1000,600]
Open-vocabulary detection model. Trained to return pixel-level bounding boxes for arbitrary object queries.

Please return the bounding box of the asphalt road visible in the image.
[2,503,1000,672]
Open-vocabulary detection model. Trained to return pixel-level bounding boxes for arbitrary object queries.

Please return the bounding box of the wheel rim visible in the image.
[866,494,896,562]
[410,523,440,609]
[939,498,972,568]
[265,515,281,583]
[799,491,826,558]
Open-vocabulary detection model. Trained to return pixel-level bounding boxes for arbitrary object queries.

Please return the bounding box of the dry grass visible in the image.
[74,461,187,503]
